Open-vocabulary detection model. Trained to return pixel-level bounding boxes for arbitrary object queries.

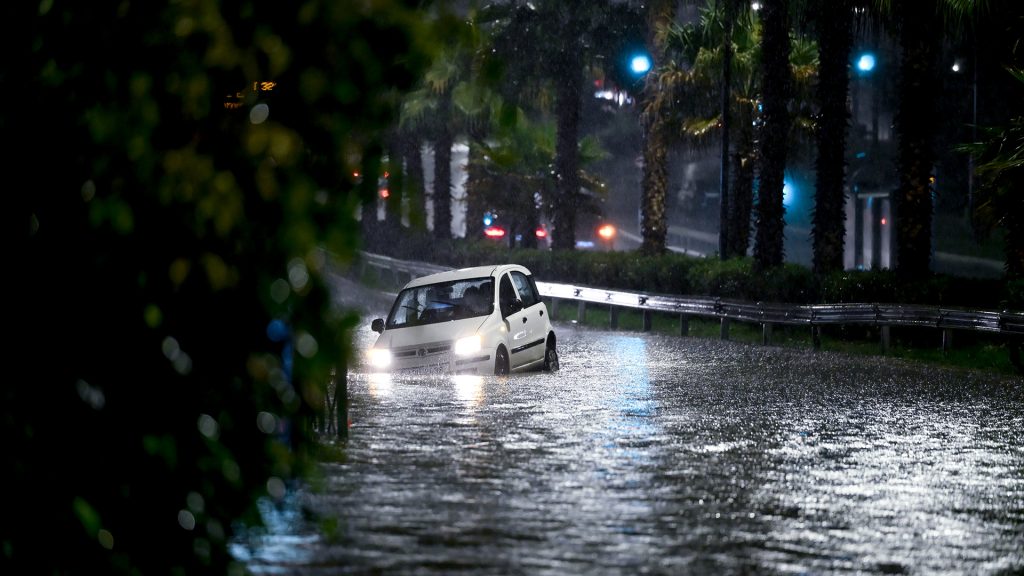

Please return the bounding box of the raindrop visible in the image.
[256,411,278,434]
[178,509,196,531]
[81,179,96,202]
[295,332,318,358]
[249,103,270,124]
[162,337,180,361]
[144,304,162,328]
[287,258,309,291]
[76,379,105,410]
[197,413,219,440]
[222,460,240,483]
[206,519,225,541]
[173,353,193,375]
[267,476,286,500]
[187,491,205,513]
[266,318,289,342]
[270,278,290,304]
[97,529,114,550]
[193,538,211,559]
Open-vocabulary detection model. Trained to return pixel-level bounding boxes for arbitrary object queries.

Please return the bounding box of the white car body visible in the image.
[368,264,558,375]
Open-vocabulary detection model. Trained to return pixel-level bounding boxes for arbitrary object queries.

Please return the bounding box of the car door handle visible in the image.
[522,317,527,323]
[539,310,544,316]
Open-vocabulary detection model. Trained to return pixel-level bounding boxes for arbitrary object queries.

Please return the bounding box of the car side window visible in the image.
[510,271,539,308]
[499,274,517,318]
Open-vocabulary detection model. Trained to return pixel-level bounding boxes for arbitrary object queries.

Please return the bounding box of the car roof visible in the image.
[403,264,532,289]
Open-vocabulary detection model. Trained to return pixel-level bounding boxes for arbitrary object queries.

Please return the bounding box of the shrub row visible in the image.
[368,232,1017,311]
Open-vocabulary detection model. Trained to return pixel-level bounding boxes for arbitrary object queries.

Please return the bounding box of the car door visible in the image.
[498,273,532,369]
[509,270,548,366]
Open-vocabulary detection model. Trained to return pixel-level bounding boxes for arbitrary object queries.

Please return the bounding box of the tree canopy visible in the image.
[9,1,432,573]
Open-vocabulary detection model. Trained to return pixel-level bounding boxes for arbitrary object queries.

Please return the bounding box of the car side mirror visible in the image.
[371,318,385,333]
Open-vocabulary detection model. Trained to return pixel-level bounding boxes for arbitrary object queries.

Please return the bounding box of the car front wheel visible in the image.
[543,343,559,372]
[494,346,510,375]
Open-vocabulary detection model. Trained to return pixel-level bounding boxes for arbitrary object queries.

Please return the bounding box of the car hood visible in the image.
[375,316,490,349]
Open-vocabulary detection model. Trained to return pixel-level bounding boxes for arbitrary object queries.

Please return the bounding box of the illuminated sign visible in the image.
[223,81,277,109]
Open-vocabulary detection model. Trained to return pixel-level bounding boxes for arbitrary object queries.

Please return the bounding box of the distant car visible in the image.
[368,264,559,375]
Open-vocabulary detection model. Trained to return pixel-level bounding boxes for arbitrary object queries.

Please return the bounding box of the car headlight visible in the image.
[453,335,482,356]
[367,348,392,368]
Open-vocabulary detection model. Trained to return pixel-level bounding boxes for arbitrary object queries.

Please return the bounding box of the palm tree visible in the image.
[648,4,756,259]
[891,0,942,277]
[400,24,495,241]
[488,0,644,250]
[753,0,793,271]
[961,68,1024,277]
[653,2,814,261]
[809,0,854,275]
[639,0,677,256]
[878,0,996,277]
[465,116,609,248]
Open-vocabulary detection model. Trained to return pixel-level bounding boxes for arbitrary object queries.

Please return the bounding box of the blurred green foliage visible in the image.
[10,0,432,574]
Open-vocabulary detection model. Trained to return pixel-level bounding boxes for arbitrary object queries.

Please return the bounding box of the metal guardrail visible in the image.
[356,251,1024,349]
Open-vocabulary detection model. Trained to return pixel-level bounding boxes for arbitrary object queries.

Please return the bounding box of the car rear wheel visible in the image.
[494,346,510,375]
[543,343,559,372]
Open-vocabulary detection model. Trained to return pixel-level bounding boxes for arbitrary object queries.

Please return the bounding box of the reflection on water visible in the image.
[229,494,317,574]
[367,372,393,397]
[454,374,485,405]
[238,324,1024,574]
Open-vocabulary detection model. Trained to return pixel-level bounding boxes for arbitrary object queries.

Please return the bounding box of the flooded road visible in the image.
[236,287,1024,575]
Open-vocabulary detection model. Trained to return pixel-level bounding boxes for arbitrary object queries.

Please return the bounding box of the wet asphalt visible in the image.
[234,277,1024,575]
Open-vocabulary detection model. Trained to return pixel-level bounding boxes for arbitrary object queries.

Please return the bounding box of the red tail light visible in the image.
[484,225,507,238]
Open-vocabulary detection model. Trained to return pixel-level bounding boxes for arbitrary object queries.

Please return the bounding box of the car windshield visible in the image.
[386,277,495,329]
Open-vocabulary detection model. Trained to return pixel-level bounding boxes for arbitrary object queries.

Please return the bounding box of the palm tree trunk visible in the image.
[432,90,454,241]
[640,0,675,256]
[719,0,736,260]
[384,130,404,233]
[753,0,792,271]
[402,131,427,231]
[464,142,487,240]
[640,121,669,255]
[551,48,583,251]
[727,105,756,258]
[894,0,940,278]
[811,0,853,275]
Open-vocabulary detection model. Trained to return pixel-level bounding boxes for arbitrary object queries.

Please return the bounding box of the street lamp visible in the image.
[629,54,652,76]
[856,52,876,74]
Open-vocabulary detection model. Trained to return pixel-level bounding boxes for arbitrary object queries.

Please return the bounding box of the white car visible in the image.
[367,264,559,375]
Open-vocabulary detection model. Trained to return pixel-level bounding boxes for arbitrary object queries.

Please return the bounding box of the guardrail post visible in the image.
[880,325,891,354]
[720,318,730,341]
[679,314,690,337]
[577,300,587,323]
[942,328,953,353]
[762,323,773,346]
[642,310,652,332]
[549,298,560,320]
[812,326,822,351]
[609,306,619,329]
[334,364,348,440]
